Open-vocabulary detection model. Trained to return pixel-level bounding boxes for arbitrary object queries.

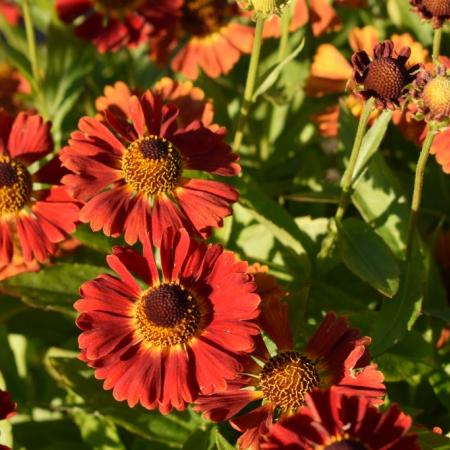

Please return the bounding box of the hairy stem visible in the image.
[432,27,443,61]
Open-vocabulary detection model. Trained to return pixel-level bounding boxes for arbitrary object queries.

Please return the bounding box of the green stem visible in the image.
[22,0,49,119]
[335,96,375,221]
[278,9,290,61]
[406,129,436,258]
[233,17,265,151]
[432,27,443,61]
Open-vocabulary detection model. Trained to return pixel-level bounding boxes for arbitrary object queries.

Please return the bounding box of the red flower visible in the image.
[195,302,385,450]
[0,110,79,270]
[55,0,181,53]
[95,77,214,128]
[150,0,254,80]
[0,389,16,450]
[0,1,21,26]
[262,388,419,450]
[60,87,239,246]
[75,228,261,413]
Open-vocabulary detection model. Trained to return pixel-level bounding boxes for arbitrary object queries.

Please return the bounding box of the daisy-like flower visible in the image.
[55,0,181,53]
[195,299,385,450]
[150,0,254,80]
[352,40,420,110]
[61,87,238,246]
[412,65,450,125]
[262,387,419,450]
[0,1,21,26]
[0,109,79,269]
[95,77,214,128]
[410,0,450,28]
[76,227,261,413]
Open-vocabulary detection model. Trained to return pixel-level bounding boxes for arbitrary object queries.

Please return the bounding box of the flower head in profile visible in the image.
[61,86,239,246]
[351,40,419,110]
[410,0,450,28]
[412,64,450,126]
[75,228,261,413]
[55,0,181,53]
[149,0,254,80]
[195,297,385,449]
[240,0,291,18]
[262,388,419,450]
[0,109,79,270]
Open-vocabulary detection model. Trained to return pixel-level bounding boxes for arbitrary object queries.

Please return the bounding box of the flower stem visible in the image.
[432,27,443,61]
[335,96,375,222]
[22,0,49,119]
[406,129,436,258]
[233,17,265,151]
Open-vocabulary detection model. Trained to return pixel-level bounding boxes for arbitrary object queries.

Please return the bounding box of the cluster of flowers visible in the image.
[0,0,449,449]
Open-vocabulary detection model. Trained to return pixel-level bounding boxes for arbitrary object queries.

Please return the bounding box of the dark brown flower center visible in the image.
[325,440,368,450]
[364,57,408,101]
[135,283,202,347]
[423,75,450,118]
[95,0,143,14]
[122,135,182,196]
[259,352,320,414]
[422,0,450,16]
[0,156,32,216]
[181,0,232,37]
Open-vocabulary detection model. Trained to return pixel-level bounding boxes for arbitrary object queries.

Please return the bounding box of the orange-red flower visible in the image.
[75,228,261,414]
[150,0,254,79]
[262,388,419,450]
[61,86,239,246]
[0,110,79,270]
[0,63,30,114]
[95,78,214,128]
[55,0,181,53]
[0,1,21,26]
[195,299,385,450]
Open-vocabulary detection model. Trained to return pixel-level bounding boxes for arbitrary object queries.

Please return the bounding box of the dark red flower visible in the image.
[0,110,79,270]
[0,389,16,450]
[60,86,239,246]
[150,0,254,80]
[351,40,419,109]
[55,0,181,53]
[195,300,385,450]
[262,388,419,450]
[75,227,261,413]
[410,0,450,28]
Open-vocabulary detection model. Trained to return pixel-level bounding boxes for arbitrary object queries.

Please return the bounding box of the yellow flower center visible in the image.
[134,283,206,347]
[422,0,450,17]
[364,58,408,101]
[423,75,450,118]
[259,352,320,414]
[0,156,32,217]
[249,0,291,17]
[122,135,182,196]
[181,0,231,37]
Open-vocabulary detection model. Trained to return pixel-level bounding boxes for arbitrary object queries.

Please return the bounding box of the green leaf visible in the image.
[352,153,410,257]
[337,218,400,298]
[428,365,450,411]
[415,427,450,450]
[2,263,108,316]
[71,410,126,450]
[74,225,121,254]
[215,430,236,450]
[370,252,425,356]
[237,176,311,278]
[352,110,393,184]
[45,350,198,448]
[252,37,305,101]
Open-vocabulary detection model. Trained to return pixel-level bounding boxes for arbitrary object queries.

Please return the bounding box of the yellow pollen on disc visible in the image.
[259,351,320,414]
[122,135,183,197]
[0,156,32,217]
[423,76,450,118]
[134,283,202,347]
